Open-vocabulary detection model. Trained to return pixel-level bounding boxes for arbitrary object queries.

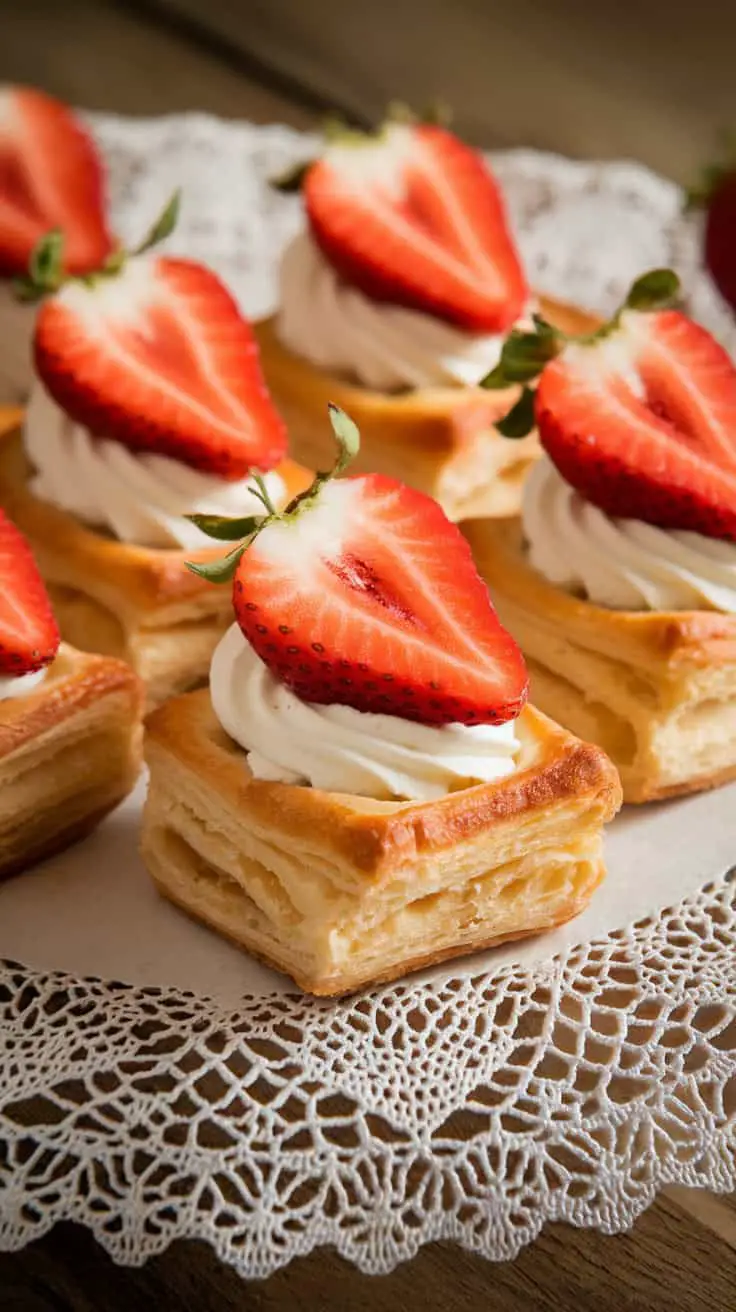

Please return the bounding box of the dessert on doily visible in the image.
[141,407,621,995]
[0,85,113,401]
[465,269,736,802]
[255,110,595,521]
[0,509,142,879]
[0,199,311,709]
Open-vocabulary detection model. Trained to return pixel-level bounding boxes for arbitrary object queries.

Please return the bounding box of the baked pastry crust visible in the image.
[464,517,736,803]
[141,688,621,996]
[254,298,598,522]
[0,642,143,879]
[0,406,312,709]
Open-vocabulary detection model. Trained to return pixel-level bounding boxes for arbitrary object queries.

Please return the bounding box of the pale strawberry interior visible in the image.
[55,259,263,441]
[250,478,516,689]
[564,316,736,484]
[324,125,510,302]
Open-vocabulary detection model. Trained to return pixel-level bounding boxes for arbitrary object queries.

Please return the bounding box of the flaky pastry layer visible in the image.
[254,297,597,522]
[141,689,621,995]
[0,643,143,878]
[0,408,311,708]
[464,517,736,802]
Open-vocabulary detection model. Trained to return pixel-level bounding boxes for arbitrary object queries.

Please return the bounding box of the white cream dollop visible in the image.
[24,384,285,550]
[0,667,48,702]
[210,624,521,802]
[523,458,736,612]
[277,232,529,392]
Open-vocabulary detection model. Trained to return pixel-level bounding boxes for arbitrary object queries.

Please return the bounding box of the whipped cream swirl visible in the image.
[24,385,285,551]
[523,458,736,612]
[210,625,521,802]
[277,232,529,392]
[0,667,48,702]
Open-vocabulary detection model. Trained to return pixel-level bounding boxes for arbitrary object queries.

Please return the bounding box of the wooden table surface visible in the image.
[0,2,734,1307]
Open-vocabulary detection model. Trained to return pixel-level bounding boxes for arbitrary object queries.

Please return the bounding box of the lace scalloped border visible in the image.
[0,124,735,1276]
[1,868,734,1277]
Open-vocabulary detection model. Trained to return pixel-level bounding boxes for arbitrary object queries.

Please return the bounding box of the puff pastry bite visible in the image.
[0,511,142,880]
[465,270,736,803]
[258,114,596,520]
[141,409,621,994]
[0,201,311,709]
[0,86,113,400]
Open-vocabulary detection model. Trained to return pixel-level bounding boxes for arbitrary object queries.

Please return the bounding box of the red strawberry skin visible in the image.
[0,510,60,676]
[0,85,113,278]
[305,124,528,333]
[536,308,736,541]
[232,474,528,726]
[704,173,736,314]
[34,256,288,479]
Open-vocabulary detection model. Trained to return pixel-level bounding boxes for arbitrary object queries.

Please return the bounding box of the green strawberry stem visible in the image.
[185,404,360,583]
[481,267,682,438]
[13,190,182,304]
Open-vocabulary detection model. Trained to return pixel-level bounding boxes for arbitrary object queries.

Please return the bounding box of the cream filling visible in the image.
[210,624,521,802]
[24,383,284,550]
[276,231,532,392]
[522,458,736,612]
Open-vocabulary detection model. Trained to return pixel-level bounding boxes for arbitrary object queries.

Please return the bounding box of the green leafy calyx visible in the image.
[13,190,181,305]
[484,268,682,439]
[185,404,361,584]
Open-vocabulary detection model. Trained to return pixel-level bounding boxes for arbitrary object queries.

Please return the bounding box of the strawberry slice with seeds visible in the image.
[0,85,112,277]
[486,269,736,541]
[34,251,288,479]
[536,308,736,540]
[0,510,59,676]
[189,407,528,727]
[304,121,528,333]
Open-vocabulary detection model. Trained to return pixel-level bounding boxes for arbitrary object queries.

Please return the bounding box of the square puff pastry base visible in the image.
[141,689,621,996]
[464,518,736,803]
[0,643,143,879]
[254,298,598,522]
[0,407,312,710]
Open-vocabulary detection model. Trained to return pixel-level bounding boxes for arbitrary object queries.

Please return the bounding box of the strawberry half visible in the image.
[188,408,528,727]
[486,270,736,542]
[31,202,288,480]
[302,119,528,333]
[0,510,59,676]
[0,85,112,278]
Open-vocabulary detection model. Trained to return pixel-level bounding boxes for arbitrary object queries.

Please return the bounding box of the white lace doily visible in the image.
[1,115,735,1277]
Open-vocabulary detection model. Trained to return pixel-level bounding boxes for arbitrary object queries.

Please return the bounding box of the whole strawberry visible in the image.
[688,146,736,314]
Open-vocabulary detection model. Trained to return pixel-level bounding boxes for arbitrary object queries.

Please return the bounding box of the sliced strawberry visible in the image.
[0,510,59,676]
[304,123,528,333]
[231,473,528,726]
[0,85,112,278]
[34,256,288,479]
[535,308,736,541]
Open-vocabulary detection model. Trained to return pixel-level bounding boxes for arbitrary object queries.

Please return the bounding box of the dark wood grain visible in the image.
[1,1192,735,1312]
